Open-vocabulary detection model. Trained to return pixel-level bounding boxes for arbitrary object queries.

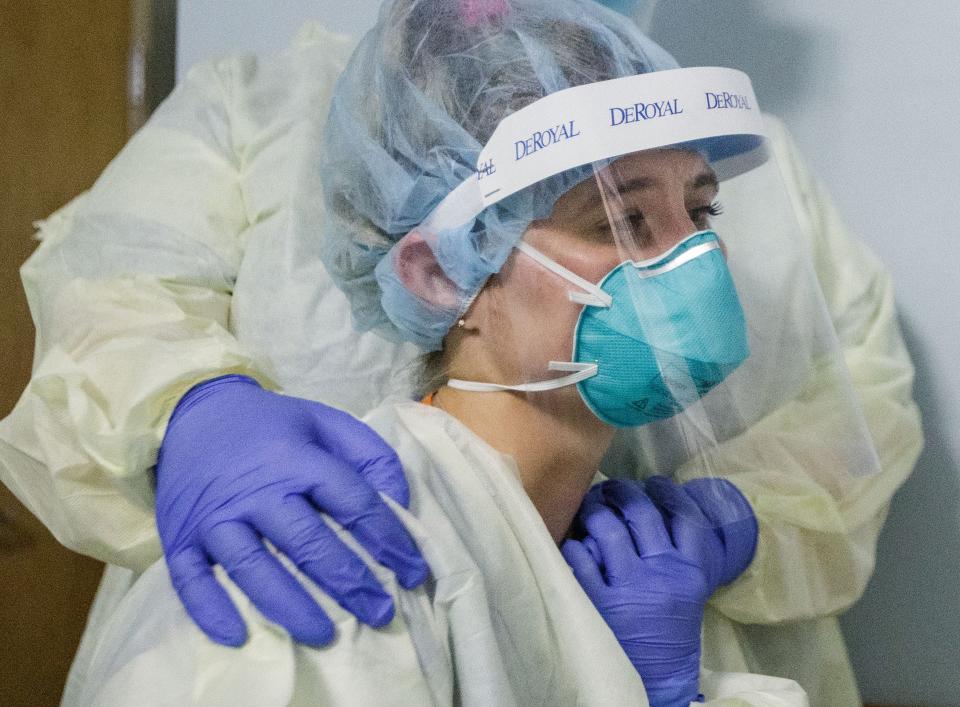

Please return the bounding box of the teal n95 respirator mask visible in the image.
[448,230,750,428]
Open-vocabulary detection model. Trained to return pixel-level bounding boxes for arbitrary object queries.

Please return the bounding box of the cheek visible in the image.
[526,227,622,283]
[501,257,584,363]
[562,247,622,283]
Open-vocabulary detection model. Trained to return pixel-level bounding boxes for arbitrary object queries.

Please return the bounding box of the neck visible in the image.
[433,385,614,543]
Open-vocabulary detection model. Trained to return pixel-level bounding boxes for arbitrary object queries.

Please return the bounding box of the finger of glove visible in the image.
[682,478,758,585]
[203,520,336,646]
[580,498,641,584]
[643,476,722,586]
[642,476,711,538]
[582,483,605,505]
[568,485,605,539]
[561,539,604,594]
[642,477,709,525]
[583,535,603,567]
[167,545,247,647]
[681,478,753,528]
[252,496,395,628]
[599,479,675,557]
[302,445,429,589]
[305,402,410,507]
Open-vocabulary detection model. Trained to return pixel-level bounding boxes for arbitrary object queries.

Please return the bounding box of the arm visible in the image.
[0,37,426,646]
[0,58,262,570]
[677,116,923,623]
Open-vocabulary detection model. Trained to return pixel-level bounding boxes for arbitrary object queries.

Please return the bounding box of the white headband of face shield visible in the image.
[422,66,768,236]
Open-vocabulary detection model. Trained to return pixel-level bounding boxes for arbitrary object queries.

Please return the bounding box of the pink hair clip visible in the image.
[460,0,510,27]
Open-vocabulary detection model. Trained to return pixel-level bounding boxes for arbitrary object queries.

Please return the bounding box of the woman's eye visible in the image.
[596,212,644,234]
[689,200,724,226]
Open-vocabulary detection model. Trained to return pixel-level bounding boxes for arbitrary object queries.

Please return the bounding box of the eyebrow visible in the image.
[611,170,719,195]
[573,169,720,218]
[691,171,719,191]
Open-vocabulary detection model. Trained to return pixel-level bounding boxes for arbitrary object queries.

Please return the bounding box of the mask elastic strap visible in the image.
[515,241,612,308]
[447,361,598,393]
[445,242,607,394]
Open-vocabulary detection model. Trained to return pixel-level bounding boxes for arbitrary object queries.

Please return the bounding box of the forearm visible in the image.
[674,364,918,623]
[0,266,268,569]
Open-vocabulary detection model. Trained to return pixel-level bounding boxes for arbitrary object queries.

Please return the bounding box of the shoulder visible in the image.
[363,400,474,496]
[171,21,356,142]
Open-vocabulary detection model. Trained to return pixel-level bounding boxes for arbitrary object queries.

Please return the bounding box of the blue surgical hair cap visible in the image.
[320,0,678,351]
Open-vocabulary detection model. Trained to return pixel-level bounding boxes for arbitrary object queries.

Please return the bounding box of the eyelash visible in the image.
[691,200,724,220]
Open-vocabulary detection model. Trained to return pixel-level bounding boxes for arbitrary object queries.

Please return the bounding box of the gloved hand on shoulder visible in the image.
[156,374,429,647]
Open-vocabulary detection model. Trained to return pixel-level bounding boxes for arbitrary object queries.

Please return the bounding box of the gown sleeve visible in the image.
[0,56,277,571]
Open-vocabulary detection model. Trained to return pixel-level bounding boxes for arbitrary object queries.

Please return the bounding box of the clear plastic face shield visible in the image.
[400,67,880,527]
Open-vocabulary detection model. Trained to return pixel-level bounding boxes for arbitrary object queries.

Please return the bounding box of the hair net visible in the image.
[320,0,678,350]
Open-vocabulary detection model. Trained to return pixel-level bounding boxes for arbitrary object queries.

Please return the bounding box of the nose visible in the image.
[641,202,699,255]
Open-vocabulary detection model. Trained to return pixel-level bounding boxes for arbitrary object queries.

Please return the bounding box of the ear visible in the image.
[393,231,461,310]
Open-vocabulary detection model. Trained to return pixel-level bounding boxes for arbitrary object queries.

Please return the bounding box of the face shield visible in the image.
[400,66,879,523]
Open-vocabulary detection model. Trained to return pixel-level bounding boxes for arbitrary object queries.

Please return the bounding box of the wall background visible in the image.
[176,1,960,704]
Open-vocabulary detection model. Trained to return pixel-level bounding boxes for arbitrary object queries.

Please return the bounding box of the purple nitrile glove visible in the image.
[643,475,758,590]
[156,374,429,647]
[564,479,709,707]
